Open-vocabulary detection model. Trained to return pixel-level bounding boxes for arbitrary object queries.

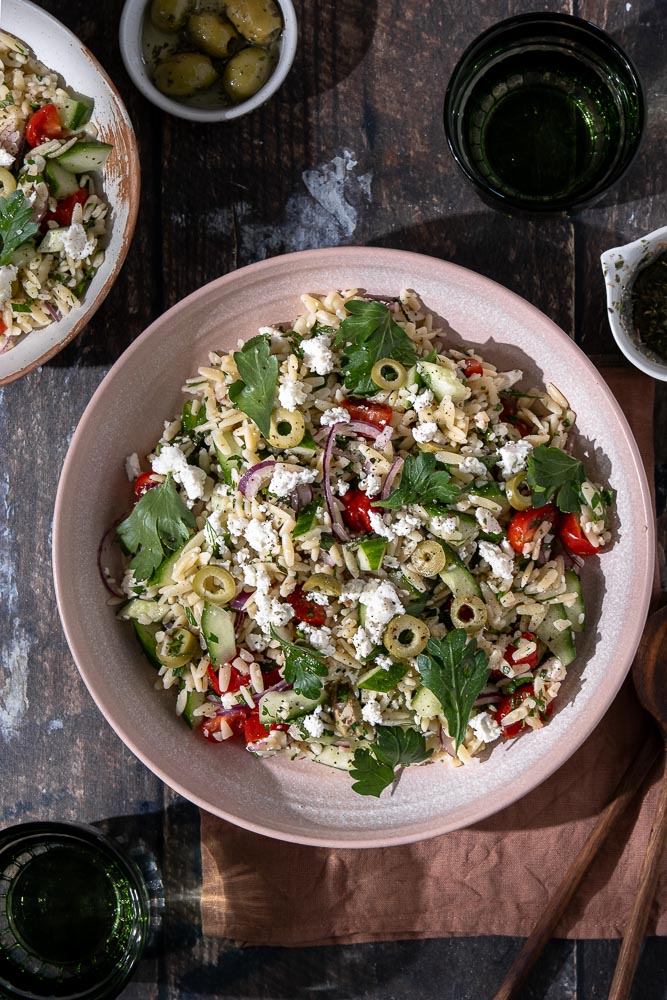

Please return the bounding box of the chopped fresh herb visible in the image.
[184,606,197,628]
[293,500,322,539]
[500,389,543,400]
[526,445,585,513]
[11,301,33,313]
[205,518,224,558]
[377,452,460,511]
[270,627,328,700]
[116,474,195,581]
[416,630,490,752]
[181,399,207,436]
[333,300,418,396]
[319,532,335,551]
[228,334,278,438]
[350,726,432,797]
[0,190,39,266]
[0,97,14,110]
[498,675,534,694]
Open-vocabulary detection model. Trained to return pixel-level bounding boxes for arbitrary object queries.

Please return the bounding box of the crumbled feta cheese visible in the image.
[358,472,382,497]
[62,221,96,261]
[245,519,279,559]
[300,624,335,656]
[253,591,294,633]
[320,406,351,427]
[539,656,566,682]
[475,507,502,536]
[151,444,207,501]
[413,421,439,443]
[125,452,141,481]
[369,511,422,542]
[269,464,318,497]
[310,592,329,606]
[358,580,405,644]
[376,654,394,670]
[478,541,515,581]
[469,711,501,743]
[497,439,533,478]
[460,456,487,476]
[0,149,14,167]
[413,389,434,412]
[399,384,433,411]
[473,411,489,430]
[246,631,270,652]
[335,480,350,496]
[498,370,523,389]
[301,334,335,375]
[361,701,384,726]
[352,627,374,659]
[302,708,325,738]
[341,579,365,603]
[227,513,249,540]
[0,264,17,308]
[431,515,460,538]
[278,379,307,412]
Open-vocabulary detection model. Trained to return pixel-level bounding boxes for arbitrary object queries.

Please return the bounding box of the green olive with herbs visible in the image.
[222,46,273,102]
[154,52,217,98]
[371,358,407,391]
[268,407,305,448]
[506,471,533,511]
[150,0,191,33]
[383,615,430,658]
[188,11,240,59]
[192,565,236,605]
[224,0,282,44]
[449,595,488,632]
[157,627,198,668]
[302,573,342,597]
[410,539,446,577]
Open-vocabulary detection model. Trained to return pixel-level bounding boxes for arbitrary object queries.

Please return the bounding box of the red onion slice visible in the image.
[473,695,503,707]
[44,301,60,323]
[238,460,276,499]
[380,456,404,499]
[323,423,350,542]
[315,419,385,443]
[97,517,131,599]
[290,482,314,513]
[230,591,251,610]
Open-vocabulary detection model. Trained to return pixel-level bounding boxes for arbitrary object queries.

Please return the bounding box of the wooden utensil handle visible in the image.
[607,751,667,1000]
[492,737,661,1000]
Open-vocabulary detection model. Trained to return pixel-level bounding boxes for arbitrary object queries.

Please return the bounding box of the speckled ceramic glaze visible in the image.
[53,248,654,847]
[0,0,140,386]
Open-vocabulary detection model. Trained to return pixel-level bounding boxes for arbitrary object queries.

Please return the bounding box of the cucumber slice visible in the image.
[44,159,80,198]
[357,536,387,572]
[358,661,407,692]
[428,512,479,546]
[289,429,317,457]
[438,541,482,598]
[57,141,112,174]
[38,227,67,253]
[412,684,443,719]
[118,598,169,623]
[181,399,207,436]
[468,482,510,515]
[149,533,204,587]
[201,602,236,667]
[418,361,468,403]
[535,603,576,666]
[58,94,93,130]
[311,744,354,771]
[293,500,321,539]
[258,689,325,723]
[131,621,161,670]
[182,690,206,730]
[563,569,585,632]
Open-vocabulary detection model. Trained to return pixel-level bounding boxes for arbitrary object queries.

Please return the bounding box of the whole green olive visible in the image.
[154,52,217,97]
[188,11,240,59]
[224,0,282,45]
[150,0,191,33]
[222,46,273,101]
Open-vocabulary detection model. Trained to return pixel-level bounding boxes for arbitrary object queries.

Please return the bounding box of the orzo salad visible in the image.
[0,31,112,353]
[112,288,614,797]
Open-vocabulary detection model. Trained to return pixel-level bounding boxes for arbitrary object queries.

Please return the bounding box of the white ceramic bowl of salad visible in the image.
[0,0,139,386]
[53,247,654,847]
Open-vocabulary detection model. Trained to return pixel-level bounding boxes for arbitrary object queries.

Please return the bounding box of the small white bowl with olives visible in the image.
[119,0,297,121]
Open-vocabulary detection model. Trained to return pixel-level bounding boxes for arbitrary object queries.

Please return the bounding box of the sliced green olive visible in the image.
[0,168,16,198]
[222,46,273,102]
[302,573,341,597]
[371,358,407,390]
[192,565,236,605]
[268,407,305,448]
[224,0,282,44]
[154,53,217,98]
[506,471,532,511]
[410,539,446,577]
[188,11,240,59]
[150,0,190,33]
[157,627,198,668]
[449,595,488,632]
[383,615,430,658]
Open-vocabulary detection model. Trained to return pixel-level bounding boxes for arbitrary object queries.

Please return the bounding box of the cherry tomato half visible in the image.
[499,396,530,437]
[286,585,326,627]
[201,709,247,741]
[507,504,559,553]
[243,709,288,744]
[26,103,63,147]
[462,359,483,377]
[340,487,378,534]
[559,512,600,557]
[494,685,535,738]
[341,398,393,430]
[504,631,539,671]
[0,318,6,336]
[133,472,160,499]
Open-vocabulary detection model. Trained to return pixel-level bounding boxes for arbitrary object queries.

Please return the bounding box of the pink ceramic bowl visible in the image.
[52,247,654,847]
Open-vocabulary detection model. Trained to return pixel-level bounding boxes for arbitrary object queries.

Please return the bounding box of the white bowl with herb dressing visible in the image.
[119,0,297,123]
[600,224,667,382]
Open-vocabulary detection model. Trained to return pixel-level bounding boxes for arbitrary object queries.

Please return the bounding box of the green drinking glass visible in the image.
[444,13,644,213]
[0,821,150,1000]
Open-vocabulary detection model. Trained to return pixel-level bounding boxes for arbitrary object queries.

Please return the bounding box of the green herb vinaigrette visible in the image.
[631,251,667,361]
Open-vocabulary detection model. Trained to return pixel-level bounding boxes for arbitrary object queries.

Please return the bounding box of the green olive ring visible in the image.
[410,539,446,577]
[449,596,488,632]
[383,615,430,658]
[268,407,305,448]
[302,573,342,597]
[157,627,198,668]
[192,565,236,604]
[506,471,533,511]
[371,358,407,390]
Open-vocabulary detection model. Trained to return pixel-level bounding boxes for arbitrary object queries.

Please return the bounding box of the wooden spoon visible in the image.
[492,607,667,1000]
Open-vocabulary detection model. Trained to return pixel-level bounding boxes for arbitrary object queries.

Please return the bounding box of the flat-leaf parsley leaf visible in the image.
[526,445,585,513]
[116,474,195,581]
[228,334,279,438]
[377,452,460,511]
[270,627,328,700]
[350,726,432,797]
[333,300,418,396]
[416,630,490,753]
[0,190,39,266]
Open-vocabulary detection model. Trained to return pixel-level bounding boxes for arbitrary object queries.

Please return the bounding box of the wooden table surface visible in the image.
[1,1,666,997]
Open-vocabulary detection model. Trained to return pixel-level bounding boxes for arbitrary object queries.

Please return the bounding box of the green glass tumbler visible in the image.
[0,822,150,1000]
[444,13,644,212]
